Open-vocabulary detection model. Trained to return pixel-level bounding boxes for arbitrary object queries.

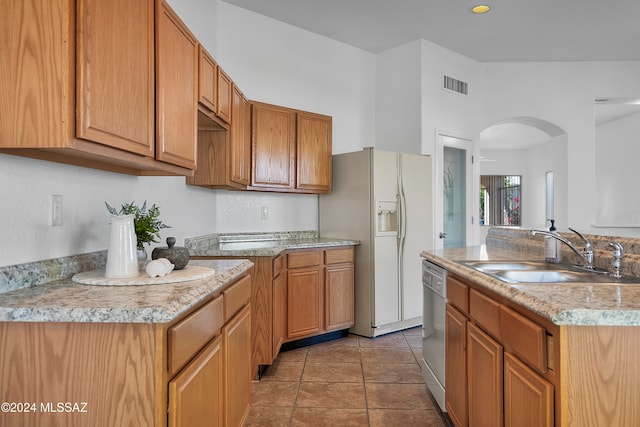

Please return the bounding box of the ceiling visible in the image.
[221,0,640,62]
[221,0,640,151]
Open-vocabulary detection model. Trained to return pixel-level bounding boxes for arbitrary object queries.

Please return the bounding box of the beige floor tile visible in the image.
[403,326,423,336]
[296,382,366,409]
[306,345,361,364]
[246,328,450,427]
[243,406,293,426]
[406,334,423,349]
[314,334,360,349]
[363,362,424,383]
[359,333,410,348]
[277,347,309,362]
[262,361,305,382]
[360,346,417,364]
[290,408,369,426]
[302,362,364,382]
[366,383,433,409]
[369,408,446,427]
[251,380,299,407]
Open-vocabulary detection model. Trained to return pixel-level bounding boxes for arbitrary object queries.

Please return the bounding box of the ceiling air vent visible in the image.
[443,75,468,95]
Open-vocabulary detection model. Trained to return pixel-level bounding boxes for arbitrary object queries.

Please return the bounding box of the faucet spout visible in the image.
[531,229,595,269]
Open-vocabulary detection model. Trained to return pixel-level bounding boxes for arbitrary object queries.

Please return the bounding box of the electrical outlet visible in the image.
[51,195,63,226]
[261,206,269,220]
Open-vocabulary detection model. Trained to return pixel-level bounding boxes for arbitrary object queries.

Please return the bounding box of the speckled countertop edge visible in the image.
[0,259,253,324]
[187,235,360,257]
[421,246,640,326]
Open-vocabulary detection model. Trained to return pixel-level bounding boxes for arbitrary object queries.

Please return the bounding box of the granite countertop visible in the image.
[186,231,359,257]
[421,245,640,327]
[0,259,253,324]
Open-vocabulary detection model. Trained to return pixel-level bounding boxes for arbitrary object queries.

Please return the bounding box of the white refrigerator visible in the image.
[319,147,433,337]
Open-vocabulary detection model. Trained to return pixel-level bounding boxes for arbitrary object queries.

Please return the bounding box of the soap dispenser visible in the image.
[544,219,561,263]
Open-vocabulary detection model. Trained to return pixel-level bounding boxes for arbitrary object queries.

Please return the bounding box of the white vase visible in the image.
[105,214,139,278]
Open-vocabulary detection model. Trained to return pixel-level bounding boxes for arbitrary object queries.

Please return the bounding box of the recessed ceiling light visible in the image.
[471,5,491,14]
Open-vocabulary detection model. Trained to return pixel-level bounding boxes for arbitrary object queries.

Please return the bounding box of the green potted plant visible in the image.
[105,201,171,267]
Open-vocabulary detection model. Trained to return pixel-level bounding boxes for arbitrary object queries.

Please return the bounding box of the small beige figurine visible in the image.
[145,258,174,278]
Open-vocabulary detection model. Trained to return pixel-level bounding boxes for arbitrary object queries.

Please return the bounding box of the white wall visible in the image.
[480,61,640,235]
[0,1,376,267]
[3,0,640,267]
[595,111,640,227]
[375,40,423,154]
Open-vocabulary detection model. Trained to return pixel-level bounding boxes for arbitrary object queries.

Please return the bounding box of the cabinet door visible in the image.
[223,303,252,427]
[504,352,553,427]
[467,323,503,427]
[251,103,296,190]
[76,0,155,156]
[445,304,468,427]
[198,45,217,115]
[296,111,332,192]
[287,267,323,339]
[168,335,223,427]
[230,86,251,186]
[217,68,232,124]
[273,270,287,358]
[156,0,198,169]
[325,264,354,331]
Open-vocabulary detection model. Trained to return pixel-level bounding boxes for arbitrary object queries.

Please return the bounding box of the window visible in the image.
[480,175,521,226]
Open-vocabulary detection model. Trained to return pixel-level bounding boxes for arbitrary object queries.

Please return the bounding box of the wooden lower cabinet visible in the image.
[467,323,503,427]
[168,336,223,427]
[273,259,287,358]
[0,273,252,427]
[223,304,252,427]
[445,273,555,427]
[445,304,468,427]
[325,263,355,330]
[285,247,355,341]
[504,352,553,427]
[287,265,324,339]
[193,246,355,380]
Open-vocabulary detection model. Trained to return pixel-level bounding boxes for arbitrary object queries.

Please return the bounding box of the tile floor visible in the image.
[243,327,449,426]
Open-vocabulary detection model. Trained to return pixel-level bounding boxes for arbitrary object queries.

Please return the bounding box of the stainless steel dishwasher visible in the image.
[421,258,447,412]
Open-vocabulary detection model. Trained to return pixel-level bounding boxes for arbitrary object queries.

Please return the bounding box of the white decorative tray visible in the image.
[72,265,216,286]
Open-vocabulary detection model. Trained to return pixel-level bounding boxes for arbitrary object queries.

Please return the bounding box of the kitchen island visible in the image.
[422,239,640,427]
[0,259,254,427]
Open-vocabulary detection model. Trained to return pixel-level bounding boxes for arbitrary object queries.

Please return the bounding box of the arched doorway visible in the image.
[479,116,568,241]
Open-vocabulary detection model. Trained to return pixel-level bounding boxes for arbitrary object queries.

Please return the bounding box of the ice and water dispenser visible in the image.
[376,200,398,235]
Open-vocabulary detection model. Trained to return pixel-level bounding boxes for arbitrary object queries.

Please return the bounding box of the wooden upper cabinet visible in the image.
[296,112,332,193]
[229,85,251,186]
[251,102,297,190]
[216,67,233,124]
[251,101,332,194]
[155,0,198,170]
[76,0,155,157]
[187,84,250,189]
[0,0,198,175]
[198,45,218,116]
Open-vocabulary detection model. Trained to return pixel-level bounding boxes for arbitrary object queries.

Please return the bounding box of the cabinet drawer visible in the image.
[324,247,354,265]
[168,295,224,376]
[287,250,322,269]
[469,289,501,340]
[500,305,547,373]
[224,274,251,321]
[273,255,284,278]
[447,276,469,314]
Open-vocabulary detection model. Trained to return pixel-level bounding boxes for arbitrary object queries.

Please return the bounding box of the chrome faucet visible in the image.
[608,242,624,278]
[531,227,595,270]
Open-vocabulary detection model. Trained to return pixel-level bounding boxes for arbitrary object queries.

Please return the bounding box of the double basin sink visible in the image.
[457,260,640,284]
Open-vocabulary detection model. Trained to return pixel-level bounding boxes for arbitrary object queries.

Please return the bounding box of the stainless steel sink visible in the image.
[459,261,568,271]
[456,260,640,284]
